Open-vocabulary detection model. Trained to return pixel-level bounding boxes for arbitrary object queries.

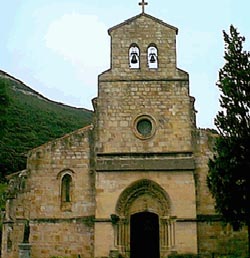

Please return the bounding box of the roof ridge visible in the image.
[108,13,178,35]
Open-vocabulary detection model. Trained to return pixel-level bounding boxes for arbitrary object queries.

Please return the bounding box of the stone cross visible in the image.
[139,0,148,13]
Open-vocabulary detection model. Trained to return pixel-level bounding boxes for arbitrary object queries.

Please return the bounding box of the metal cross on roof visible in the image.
[139,0,148,13]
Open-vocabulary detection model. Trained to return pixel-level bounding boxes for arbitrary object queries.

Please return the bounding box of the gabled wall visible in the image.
[2,126,95,258]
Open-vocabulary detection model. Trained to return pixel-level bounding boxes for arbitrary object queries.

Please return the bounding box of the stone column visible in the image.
[18,243,31,258]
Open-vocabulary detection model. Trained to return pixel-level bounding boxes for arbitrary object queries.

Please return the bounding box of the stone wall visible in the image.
[193,129,217,216]
[96,81,193,154]
[197,221,248,257]
[29,221,94,258]
[94,171,198,257]
[2,126,95,258]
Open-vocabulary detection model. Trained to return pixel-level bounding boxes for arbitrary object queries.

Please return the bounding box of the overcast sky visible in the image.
[0,0,250,128]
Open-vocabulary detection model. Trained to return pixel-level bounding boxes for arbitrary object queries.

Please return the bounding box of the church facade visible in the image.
[1,8,247,258]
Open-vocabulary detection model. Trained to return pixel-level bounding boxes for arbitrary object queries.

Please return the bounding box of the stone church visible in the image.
[1,3,247,258]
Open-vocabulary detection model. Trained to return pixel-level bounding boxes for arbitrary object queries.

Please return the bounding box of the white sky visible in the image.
[0,0,250,128]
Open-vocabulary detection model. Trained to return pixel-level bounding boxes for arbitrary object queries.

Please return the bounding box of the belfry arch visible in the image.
[114,179,176,257]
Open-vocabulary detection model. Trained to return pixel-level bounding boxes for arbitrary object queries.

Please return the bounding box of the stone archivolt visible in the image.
[115,179,175,256]
[116,179,170,216]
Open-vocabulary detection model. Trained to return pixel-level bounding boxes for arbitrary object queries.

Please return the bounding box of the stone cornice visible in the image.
[96,152,195,172]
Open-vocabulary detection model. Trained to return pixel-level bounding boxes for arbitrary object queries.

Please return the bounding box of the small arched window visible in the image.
[61,174,72,203]
[147,45,158,69]
[129,44,140,69]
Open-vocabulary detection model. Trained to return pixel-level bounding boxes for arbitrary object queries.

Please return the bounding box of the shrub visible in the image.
[168,254,199,258]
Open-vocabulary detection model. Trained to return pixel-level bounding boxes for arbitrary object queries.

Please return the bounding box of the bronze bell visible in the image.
[131,53,138,64]
[149,53,156,63]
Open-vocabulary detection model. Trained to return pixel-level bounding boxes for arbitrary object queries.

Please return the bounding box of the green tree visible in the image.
[207,25,250,257]
[0,79,10,136]
[0,79,10,181]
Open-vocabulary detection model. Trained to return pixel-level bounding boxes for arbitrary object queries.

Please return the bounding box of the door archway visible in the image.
[130,211,160,258]
[115,179,175,258]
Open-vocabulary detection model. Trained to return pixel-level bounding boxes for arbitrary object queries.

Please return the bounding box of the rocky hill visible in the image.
[0,70,93,178]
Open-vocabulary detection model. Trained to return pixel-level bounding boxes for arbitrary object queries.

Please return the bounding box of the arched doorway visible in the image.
[130,212,160,258]
[115,179,175,258]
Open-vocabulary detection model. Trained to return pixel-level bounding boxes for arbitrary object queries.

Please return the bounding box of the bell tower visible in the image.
[94,10,195,154]
[93,2,197,258]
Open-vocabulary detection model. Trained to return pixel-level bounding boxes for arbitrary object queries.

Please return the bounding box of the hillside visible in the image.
[0,70,93,179]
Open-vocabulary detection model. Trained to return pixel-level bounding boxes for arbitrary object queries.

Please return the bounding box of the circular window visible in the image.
[137,119,152,136]
[133,115,156,140]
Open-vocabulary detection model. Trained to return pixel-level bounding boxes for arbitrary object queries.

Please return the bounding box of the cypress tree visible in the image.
[207,25,250,257]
